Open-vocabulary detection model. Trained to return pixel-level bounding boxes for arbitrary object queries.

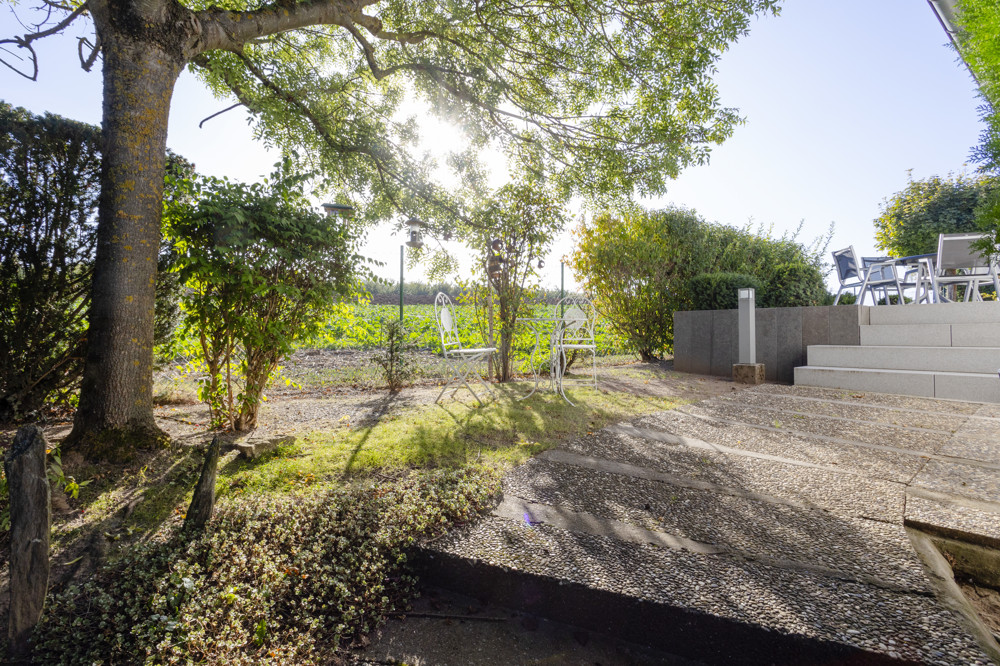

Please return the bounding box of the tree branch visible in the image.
[0,2,89,80]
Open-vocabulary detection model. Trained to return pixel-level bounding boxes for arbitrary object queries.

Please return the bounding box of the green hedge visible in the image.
[764,262,827,308]
[686,273,764,310]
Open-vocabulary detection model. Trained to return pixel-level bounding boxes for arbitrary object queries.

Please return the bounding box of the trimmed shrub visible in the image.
[764,262,827,308]
[0,102,191,421]
[686,273,764,310]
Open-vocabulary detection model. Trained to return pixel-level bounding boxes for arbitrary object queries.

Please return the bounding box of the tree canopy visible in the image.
[0,0,781,455]
[873,172,998,258]
[955,0,1000,172]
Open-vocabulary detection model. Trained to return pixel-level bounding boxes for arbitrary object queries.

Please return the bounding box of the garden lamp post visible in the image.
[321,202,355,219]
[400,218,426,322]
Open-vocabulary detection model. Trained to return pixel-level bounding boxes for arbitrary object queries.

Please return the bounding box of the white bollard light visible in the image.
[738,287,756,365]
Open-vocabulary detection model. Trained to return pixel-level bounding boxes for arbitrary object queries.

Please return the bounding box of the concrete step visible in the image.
[418,514,990,665]
[868,301,1000,326]
[807,345,1000,374]
[860,322,1000,347]
[794,366,1000,403]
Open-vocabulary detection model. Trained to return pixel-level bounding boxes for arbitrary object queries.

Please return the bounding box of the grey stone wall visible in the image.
[673,305,867,383]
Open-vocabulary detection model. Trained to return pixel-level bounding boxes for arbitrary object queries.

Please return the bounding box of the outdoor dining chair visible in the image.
[433,292,497,405]
[857,256,905,306]
[551,296,597,406]
[928,232,1000,302]
[831,246,864,305]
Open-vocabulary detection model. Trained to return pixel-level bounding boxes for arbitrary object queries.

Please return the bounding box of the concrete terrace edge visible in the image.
[413,548,913,666]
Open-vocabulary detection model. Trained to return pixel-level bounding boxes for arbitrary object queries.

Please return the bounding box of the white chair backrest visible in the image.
[862,256,895,282]
[936,232,992,274]
[832,246,861,283]
[434,292,462,355]
[554,296,595,345]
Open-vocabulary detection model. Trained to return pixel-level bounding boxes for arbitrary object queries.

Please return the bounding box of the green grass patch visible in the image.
[216,384,685,497]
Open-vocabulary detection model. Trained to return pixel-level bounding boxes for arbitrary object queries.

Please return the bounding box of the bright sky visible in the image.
[0,1,986,291]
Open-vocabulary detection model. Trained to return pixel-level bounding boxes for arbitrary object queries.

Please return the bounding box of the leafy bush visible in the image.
[371,318,416,391]
[31,469,500,665]
[0,102,191,421]
[687,273,764,310]
[461,181,568,382]
[571,208,830,359]
[166,168,363,432]
[763,262,827,308]
[874,172,998,258]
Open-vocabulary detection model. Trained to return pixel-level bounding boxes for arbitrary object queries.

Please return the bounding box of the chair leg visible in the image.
[559,349,574,406]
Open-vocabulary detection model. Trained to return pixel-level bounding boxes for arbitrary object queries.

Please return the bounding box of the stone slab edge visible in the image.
[413,547,913,666]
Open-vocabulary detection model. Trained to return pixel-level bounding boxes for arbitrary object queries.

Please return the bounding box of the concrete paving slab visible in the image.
[428,516,993,665]
[554,430,904,522]
[637,409,925,483]
[938,434,1000,464]
[905,494,1000,548]
[716,390,970,432]
[502,458,930,592]
[687,400,951,454]
[911,458,1000,505]
[750,383,987,415]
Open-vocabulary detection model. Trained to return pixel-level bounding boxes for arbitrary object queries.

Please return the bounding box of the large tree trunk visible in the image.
[66,31,184,459]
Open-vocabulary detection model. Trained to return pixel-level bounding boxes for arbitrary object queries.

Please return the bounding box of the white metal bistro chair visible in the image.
[433,292,497,404]
[831,246,864,305]
[929,232,1000,302]
[551,296,597,406]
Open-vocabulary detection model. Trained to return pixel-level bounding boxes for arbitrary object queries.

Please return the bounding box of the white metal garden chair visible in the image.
[929,232,1000,302]
[551,296,597,406]
[433,292,497,404]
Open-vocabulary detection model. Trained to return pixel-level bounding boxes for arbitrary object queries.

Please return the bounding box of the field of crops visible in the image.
[307,303,632,360]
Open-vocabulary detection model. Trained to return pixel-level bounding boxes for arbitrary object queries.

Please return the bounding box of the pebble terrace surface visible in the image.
[426,383,1000,665]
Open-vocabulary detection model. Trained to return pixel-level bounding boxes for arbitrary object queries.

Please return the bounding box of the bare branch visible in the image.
[0,2,89,80]
[78,34,100,72]
[198,103,245,129]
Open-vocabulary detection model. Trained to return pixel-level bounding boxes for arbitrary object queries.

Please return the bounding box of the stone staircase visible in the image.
[795,302,1000,403]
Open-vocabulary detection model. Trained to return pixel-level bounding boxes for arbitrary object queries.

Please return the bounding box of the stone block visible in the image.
[733,363,765,385]
[672,311,693,373]
[5,426,50,662]
[234,435,296,460]
[802,306,830,349]
[774,307,804,383]
[684,310,714,375]
[710,311,737,376]
[755,308,778,381]
[829,305,862,345]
